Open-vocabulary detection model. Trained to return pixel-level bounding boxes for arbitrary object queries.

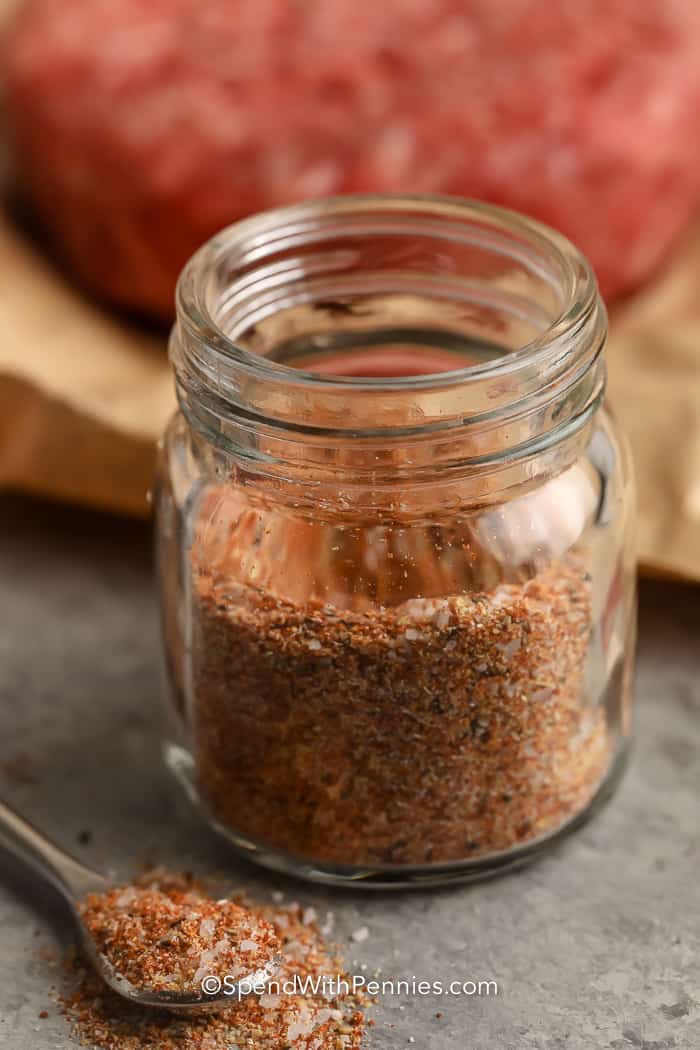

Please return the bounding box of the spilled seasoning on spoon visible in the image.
[79,875,279,995]
[62,870,367,1049]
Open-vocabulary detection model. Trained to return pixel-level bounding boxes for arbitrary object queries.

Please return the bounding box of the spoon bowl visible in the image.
[0,798,279,1011]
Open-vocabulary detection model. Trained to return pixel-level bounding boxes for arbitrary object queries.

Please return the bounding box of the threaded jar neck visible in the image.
[170,194,606,508]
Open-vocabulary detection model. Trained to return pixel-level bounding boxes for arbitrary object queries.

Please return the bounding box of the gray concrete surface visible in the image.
[0,494,698,1049]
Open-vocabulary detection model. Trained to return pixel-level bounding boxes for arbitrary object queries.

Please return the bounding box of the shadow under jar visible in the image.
[156,195,636,889]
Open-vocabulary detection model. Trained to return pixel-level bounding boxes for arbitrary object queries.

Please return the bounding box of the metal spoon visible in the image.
[0,798,280,1011]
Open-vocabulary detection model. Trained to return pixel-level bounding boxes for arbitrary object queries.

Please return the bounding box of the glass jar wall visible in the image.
[155,195,636,887]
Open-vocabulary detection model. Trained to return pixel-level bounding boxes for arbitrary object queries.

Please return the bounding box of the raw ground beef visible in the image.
[2,0,700,320]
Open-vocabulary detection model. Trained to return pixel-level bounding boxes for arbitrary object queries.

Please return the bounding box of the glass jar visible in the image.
[156,195,636,888]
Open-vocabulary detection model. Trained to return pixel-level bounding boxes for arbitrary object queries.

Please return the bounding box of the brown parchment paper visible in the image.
[1,203,699,581]
[0,210,172,515]
[607,224,700,583]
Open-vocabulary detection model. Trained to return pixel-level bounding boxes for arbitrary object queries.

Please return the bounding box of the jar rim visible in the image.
[175,192,601,392]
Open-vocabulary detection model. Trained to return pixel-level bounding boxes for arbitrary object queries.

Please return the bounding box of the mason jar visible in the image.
[155,195,636,888]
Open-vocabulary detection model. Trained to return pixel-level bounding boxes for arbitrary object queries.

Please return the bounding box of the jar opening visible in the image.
[171,195,607,495]
[176,193,599,392]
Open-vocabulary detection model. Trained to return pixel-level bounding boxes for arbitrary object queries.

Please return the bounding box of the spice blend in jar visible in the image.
[191,521,606,866]
[157,196,636,885]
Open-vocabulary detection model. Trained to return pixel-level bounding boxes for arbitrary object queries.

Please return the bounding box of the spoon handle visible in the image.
[0,798,106,900]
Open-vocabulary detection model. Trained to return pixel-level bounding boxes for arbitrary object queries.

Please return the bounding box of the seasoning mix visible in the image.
[189,513,609,868]
[63,872,366,1050]
[79,882,279,995]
